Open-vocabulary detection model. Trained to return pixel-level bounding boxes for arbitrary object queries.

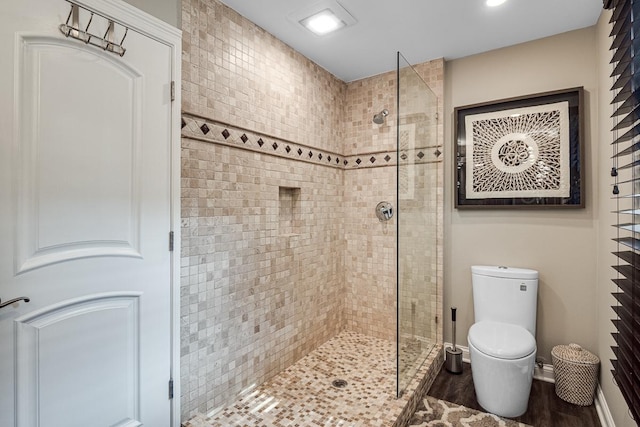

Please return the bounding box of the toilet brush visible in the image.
[445,306,463,374]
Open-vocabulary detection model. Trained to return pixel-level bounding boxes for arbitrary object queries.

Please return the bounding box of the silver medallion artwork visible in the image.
[464,101,570,199]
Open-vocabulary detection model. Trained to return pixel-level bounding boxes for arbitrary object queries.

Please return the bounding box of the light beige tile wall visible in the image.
[181,0,444,420]
[343,61,444,341]
[398,165,441,344]
[397,62,443,347]
[181,136,345,418]
[400,58,442,343]
[181,0,347,419]
[344,75,397,156]
[343,166,397,340]
[181,0,345,154]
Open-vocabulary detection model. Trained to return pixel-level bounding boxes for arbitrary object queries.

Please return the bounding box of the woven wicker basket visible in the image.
[551,343,600,406]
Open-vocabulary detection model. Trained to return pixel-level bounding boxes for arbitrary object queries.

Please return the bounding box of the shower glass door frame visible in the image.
[396,51,439,397]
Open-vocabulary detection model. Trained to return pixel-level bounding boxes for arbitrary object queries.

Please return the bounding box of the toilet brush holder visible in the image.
[445,307,463,374]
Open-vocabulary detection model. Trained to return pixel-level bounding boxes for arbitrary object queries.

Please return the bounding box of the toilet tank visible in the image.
[472,265,539,336]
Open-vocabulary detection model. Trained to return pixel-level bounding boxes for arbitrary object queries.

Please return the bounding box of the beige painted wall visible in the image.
[595,10,636,427]
[443,28,599,366]
[123,0,180,27]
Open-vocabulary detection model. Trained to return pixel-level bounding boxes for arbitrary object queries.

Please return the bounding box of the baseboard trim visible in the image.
[443,342,612,427]
[594,384,616,427]
[533,363,555,383]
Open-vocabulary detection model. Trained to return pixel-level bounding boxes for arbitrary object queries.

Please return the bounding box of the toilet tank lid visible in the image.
[471,265,538,280]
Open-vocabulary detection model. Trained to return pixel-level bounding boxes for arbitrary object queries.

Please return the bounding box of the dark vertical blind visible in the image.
[607,0,640,423]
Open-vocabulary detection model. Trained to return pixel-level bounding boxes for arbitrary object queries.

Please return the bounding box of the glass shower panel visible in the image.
[396,52,439,397]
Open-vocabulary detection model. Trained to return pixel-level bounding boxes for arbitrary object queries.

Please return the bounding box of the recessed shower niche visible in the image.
[278,186,301,236]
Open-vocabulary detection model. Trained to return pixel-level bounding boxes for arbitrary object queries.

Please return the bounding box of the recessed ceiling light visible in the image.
[288,0,356,37]
[486,0,507,6]
[300,9,344,35]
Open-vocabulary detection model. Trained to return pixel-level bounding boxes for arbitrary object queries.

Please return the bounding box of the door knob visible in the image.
[0,296,30,310]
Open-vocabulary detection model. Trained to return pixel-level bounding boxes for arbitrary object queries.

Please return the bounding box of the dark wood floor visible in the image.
[427,362,601,427]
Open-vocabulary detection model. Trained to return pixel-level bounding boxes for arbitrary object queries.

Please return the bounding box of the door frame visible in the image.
[68,0,182,424]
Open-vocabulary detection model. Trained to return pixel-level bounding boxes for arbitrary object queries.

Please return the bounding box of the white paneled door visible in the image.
[0,1,177,426]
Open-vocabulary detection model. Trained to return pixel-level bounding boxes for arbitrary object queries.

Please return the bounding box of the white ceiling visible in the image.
[219,0,604,82]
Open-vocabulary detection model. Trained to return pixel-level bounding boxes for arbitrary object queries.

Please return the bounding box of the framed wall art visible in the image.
[454,87,584,209]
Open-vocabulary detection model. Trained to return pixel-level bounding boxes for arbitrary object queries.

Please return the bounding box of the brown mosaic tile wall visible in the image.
[181,0,445,422]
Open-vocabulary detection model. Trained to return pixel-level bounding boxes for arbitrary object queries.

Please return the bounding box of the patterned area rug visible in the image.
[409,396,532,427]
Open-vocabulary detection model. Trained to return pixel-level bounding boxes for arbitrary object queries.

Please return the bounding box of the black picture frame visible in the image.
[454,87,584,209]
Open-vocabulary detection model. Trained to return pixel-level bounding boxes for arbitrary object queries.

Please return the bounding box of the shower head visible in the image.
[373,109,389,124]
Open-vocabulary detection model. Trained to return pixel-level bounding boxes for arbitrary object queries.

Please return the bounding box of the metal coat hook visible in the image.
[59,2,128,56]
[0,296,30,310]
[103,20,115,50]
[84,12,94,43]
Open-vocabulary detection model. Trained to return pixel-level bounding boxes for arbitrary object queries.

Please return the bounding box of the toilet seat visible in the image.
[468,321,535,360]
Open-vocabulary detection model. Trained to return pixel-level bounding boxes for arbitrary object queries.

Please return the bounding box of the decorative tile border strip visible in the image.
[182,112,442,170]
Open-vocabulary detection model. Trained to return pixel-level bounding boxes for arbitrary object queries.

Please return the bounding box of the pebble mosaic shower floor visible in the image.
[182,331,442,427]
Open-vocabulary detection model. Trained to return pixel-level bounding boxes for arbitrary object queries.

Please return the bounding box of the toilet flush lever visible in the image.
[0,296,30,310]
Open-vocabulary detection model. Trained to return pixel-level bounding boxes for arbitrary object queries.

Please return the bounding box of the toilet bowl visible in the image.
[468,320,536,418]
[469,265,538,418]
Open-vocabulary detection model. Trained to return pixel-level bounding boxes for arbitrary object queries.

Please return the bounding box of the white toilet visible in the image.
[467,265,538,418]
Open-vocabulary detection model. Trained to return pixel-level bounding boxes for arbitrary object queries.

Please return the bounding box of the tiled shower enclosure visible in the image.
[180,0,444,422]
